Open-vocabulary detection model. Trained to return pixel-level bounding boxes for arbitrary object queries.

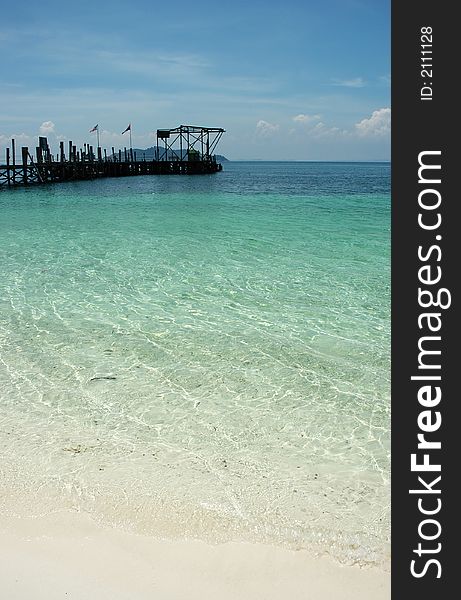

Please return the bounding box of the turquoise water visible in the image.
[0,162,390,566]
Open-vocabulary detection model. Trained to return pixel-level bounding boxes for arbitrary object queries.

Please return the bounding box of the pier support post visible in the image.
[6,148,11,186]
[12,139,16,185]
[21,147,29,184]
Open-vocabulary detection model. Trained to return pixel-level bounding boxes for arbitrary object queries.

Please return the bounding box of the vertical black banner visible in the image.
[392,1,457,597]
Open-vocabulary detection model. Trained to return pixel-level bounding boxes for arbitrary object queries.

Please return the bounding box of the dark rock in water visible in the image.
[90,376,117,382]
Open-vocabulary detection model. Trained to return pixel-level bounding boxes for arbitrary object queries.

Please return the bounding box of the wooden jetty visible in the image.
[0,125,224,188]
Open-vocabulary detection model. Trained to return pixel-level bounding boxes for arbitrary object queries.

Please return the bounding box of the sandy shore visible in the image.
[0,511,389,600]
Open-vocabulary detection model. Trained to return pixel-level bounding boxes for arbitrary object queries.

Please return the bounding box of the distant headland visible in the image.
[130,147,229,163]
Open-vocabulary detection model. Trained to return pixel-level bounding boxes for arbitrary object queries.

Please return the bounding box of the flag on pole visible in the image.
[89,124,98,133]
[121,124,131,134]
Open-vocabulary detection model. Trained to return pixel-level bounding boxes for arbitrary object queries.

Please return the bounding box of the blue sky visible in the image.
[1,0,390,160]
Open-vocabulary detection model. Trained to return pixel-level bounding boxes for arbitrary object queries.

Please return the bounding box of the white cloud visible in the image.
[39,120,55,134]
[293,113,320,124]
[311,122,345,138]
[0,132,32,145]
[332,77,365,88]
[256,120,279,136]
[355,108,391,137]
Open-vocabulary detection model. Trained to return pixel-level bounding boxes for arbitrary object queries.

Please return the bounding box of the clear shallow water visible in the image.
[0,162,390,566]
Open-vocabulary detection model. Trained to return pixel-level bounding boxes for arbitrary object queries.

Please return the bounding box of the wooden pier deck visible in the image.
[0,126,224,188]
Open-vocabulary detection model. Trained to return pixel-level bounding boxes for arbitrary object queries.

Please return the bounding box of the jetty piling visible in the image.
[0,125,225,188]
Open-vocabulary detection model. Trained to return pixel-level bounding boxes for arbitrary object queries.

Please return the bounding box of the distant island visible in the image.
[131,147,229,162]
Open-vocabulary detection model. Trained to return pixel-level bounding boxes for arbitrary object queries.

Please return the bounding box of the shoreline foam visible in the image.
[0,511,390,600]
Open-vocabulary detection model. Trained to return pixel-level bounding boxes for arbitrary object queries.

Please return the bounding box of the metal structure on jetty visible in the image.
[0,125,225,188]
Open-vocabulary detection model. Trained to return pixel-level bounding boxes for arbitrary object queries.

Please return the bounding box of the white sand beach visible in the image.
[0,512,389,600]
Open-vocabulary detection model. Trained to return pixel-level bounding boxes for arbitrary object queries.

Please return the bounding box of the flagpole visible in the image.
[121,124,132,161]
